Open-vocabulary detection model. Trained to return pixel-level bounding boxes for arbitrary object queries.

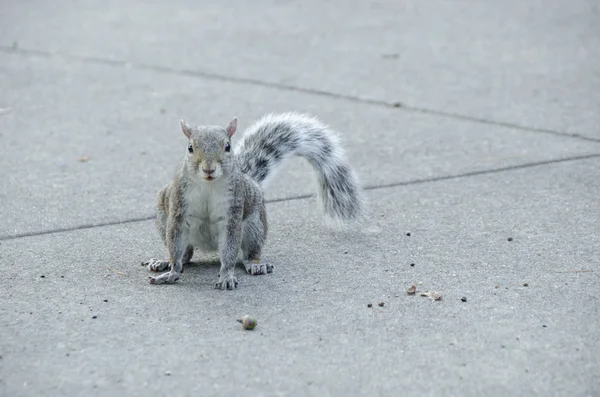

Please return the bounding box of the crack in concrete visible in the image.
[1,46,599,144]
[1,153,599,242]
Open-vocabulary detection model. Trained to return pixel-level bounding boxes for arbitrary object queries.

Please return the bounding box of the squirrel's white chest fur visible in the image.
[183,180,229,252]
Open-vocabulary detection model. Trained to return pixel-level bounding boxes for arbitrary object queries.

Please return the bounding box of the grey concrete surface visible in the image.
[0,0,599,396]
[1,52,599,237]
[1,0,599,138]
[1,159,599,397]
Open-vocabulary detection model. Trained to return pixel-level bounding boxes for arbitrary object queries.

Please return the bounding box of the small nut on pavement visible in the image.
[378,302,384,307]
[407,285,417,296]
[461,297,467,302]
[367,303,372,308]
[237,315,257,330]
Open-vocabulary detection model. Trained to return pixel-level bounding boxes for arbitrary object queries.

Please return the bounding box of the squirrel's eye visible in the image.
[188,144,193,153]
[225,142,231,152]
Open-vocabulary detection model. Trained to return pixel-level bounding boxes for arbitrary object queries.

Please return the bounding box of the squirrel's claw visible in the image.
[244,262,274,275]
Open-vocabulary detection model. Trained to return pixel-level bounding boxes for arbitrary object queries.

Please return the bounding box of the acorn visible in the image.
[237,315,257,330]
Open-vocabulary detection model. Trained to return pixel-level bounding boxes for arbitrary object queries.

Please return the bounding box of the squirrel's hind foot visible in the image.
[243,260,274,275]
[148,271,180,284]
[142,258,170,272]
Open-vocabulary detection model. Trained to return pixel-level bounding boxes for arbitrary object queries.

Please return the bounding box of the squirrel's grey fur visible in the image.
[143,112,363,289]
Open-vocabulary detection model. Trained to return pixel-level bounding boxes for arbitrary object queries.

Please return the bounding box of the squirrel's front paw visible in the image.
[148,271,180,285]
[215,274,238,290]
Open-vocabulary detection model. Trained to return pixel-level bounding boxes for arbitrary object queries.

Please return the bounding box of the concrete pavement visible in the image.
[0,1,599,396]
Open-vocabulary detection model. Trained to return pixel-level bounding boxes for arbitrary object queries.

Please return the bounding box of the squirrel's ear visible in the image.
[180,120,192,139]
[226,117,238,137]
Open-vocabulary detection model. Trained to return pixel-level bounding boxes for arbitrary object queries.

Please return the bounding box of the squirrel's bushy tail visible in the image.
[235,112,363,222]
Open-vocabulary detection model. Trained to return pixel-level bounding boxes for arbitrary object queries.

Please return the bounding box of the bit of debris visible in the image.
[76,155,90,162]
[105,266,128,276]
[431,293,443,301]
[237,315,257,330]
[420,291,443,301]
[103,299,108,303]
[542,325,547,328]
[407,284,443,301]
[343,250,348,254]
[461,297,467,302]
[378,302,385,307]
[367,303,372,308]
[381,53,399,59]
[165,371,172,376]
[507,237,513,242]
[406,232,411,236]
[495,284,500,289]
[523,283,529,287]
[410,263,415,267]
[391,102,402,108]
[40,275,45,278]
[92,315,97,319]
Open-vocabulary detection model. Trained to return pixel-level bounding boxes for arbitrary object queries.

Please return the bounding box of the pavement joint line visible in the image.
[2,46,599,144]
[1,152,599,242]
[361,152,600,191]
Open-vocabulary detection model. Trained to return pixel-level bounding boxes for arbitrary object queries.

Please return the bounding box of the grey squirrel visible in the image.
[142,112,364,289]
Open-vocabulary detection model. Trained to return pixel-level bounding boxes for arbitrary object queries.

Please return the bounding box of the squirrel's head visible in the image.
[180,117,237,182]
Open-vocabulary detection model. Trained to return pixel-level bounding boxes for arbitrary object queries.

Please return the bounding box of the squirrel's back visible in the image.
[235,112,363,223]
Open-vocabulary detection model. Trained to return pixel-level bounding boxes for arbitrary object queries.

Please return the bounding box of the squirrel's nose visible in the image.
[202,168,215,175]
